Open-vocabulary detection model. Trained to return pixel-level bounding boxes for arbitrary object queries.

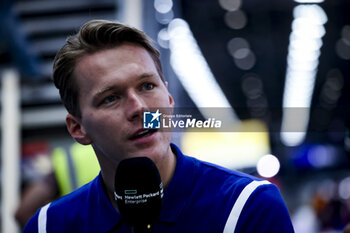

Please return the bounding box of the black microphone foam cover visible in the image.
[114,157,163,227]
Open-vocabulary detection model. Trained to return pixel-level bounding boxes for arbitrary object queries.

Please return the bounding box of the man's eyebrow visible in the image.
[138,72,157,79]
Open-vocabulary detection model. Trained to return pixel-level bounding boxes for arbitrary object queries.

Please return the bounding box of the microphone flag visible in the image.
[114,157,163,230]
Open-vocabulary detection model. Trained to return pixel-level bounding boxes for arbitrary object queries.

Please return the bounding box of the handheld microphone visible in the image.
[114,157,163,233]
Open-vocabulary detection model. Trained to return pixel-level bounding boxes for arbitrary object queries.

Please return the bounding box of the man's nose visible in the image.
[125,91,147,121]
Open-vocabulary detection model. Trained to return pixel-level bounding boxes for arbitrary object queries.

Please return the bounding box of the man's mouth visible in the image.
[129,129,157,140]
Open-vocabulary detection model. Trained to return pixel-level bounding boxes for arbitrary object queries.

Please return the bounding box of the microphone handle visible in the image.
[131,224,152,233]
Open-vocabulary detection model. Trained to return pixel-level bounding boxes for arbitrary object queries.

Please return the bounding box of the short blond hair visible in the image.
[53,19,164,118]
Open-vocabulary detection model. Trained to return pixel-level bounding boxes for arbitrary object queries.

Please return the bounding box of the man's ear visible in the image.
[165,81,175,107]
[168,93,175,108]
[66,114,92,145]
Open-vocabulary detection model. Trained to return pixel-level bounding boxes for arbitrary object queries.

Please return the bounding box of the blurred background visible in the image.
[0,0,349,232]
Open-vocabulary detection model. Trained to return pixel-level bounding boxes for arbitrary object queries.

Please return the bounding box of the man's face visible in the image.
[70,43,174,167]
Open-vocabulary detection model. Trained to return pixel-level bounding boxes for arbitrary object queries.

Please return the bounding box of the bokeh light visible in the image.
[257,154,280,178]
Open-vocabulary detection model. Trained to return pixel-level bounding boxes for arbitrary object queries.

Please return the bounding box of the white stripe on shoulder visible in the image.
[38,202,51,233]
[223,180,271,233]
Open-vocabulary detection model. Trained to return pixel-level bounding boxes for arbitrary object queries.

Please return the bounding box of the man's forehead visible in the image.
[76,44,153,72]
[73,43,162,100]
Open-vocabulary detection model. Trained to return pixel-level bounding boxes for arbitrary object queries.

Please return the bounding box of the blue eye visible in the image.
[103,95,118,105]
[142,83,154,91]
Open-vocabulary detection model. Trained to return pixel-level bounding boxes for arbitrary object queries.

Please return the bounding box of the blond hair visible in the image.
[53,19,163,118]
